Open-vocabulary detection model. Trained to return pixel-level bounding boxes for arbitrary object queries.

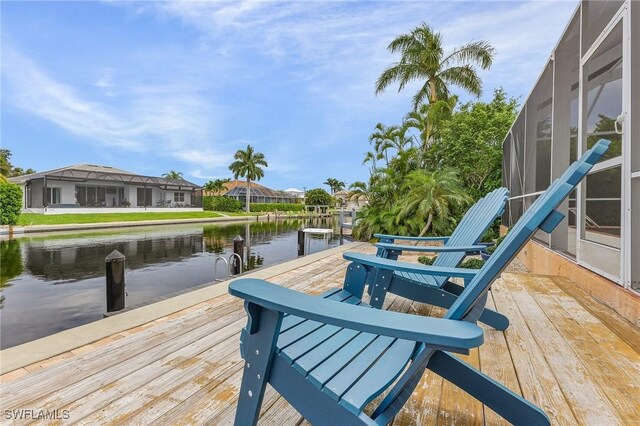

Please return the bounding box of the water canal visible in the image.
[0,218,343,349]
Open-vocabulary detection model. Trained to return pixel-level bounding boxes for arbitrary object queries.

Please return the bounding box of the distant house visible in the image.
[9,164,202,214]
[224,180,300,204]
[334,190,367,210]
[283,188,304,199]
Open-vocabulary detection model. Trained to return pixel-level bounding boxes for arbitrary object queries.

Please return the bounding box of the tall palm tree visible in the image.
[229,145,268,212]
[323,178,346,195]
[162,170,184,180]
[375,22,495,109]
[396,169,471,238]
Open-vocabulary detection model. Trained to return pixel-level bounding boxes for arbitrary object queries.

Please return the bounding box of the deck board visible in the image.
[2,243,639,425]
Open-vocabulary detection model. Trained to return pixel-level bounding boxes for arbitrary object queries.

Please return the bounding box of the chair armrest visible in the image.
[374,233,450,242]
[229,279,483,351]
[343,252,479,280]
[376,242,487,253]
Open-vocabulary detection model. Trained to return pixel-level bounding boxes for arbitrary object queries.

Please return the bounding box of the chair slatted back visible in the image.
[444,139,610,322]
[431,187,509,286]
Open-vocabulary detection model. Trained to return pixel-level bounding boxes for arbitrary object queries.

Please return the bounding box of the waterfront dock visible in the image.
[1,242,638,425]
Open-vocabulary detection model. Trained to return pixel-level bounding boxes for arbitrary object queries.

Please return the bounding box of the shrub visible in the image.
[419,255,484,269]
[418,256,437,265]
[486,232,508,255]
[304,188,333,206]
[459,258,485,269]
[0,182,22,225]
[481,221,500,243]
[203,196,243,212]
[249,203,304,213]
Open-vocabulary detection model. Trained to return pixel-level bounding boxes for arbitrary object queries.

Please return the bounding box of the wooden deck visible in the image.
[2,244,639,425]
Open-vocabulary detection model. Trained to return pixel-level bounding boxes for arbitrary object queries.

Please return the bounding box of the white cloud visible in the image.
[2,47,224,174]
[138,0,576,108]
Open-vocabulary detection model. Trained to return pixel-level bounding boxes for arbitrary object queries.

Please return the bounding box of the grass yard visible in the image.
[17,211,229,226]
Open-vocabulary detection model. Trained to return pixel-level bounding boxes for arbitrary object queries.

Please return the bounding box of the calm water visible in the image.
[0,218,342,349]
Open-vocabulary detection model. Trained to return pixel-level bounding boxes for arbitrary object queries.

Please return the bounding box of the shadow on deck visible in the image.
[1,244,639,425]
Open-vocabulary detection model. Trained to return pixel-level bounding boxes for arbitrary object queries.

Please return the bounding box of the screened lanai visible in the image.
[9,164,203,211]
[502,0,639,294]
[224,181,300,204]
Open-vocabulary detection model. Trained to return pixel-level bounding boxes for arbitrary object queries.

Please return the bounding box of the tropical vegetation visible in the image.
[351,23,516,240]
[1,149,36,177]
[204,178,231,195]
[304,188,333,207]
[323,178,346,195]
[432,88,518,200]
[375,22,495,108]
[229,145,268,212]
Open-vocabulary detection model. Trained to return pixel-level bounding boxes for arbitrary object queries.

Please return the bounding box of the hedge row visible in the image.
[249,203,304,213]
[202,196,243,212]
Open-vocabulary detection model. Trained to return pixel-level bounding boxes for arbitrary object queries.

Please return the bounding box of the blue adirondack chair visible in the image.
[228,139,609,425]
[369,187,509,330]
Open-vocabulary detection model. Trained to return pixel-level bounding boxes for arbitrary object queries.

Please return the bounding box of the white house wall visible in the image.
[30,179,44,208]
[21,179,197,212]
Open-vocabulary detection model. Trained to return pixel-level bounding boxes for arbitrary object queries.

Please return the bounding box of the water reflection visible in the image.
[1,240,23,287]
[0,218,339,349]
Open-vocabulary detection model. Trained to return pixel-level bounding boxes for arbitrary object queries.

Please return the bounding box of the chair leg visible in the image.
[427,351,550,426]
[478,307,510,331]
[235,304,283,426]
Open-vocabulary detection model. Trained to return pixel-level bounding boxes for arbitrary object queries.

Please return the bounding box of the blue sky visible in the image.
[2,1,577,190]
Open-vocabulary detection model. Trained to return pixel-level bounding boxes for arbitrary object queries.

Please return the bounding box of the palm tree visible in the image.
[347,181,370,206]
[369,123,395,165]
[362,150,382,175]
[388,125,415,152]
[162,170,184,180]
[228,145,268,212]
[396,169,471,238]
[323,178,346,195]
[375,22,495,109]
[204,178,231,195]
[402,96,457,157]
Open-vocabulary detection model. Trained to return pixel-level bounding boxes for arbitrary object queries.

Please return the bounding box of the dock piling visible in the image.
[233,235,245,275]
[105,250,126,313]
[297,228,305,256]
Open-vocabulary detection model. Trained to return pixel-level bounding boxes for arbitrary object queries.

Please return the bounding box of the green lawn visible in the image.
[17,211,230,226]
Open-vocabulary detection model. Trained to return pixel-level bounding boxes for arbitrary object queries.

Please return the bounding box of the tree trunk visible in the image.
[429,79,438,104]
[246,179,251,213]
[415,212,434,244]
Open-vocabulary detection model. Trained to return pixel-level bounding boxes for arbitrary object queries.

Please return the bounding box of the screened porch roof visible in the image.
[9,164,201,191]
[224,181,295,200]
